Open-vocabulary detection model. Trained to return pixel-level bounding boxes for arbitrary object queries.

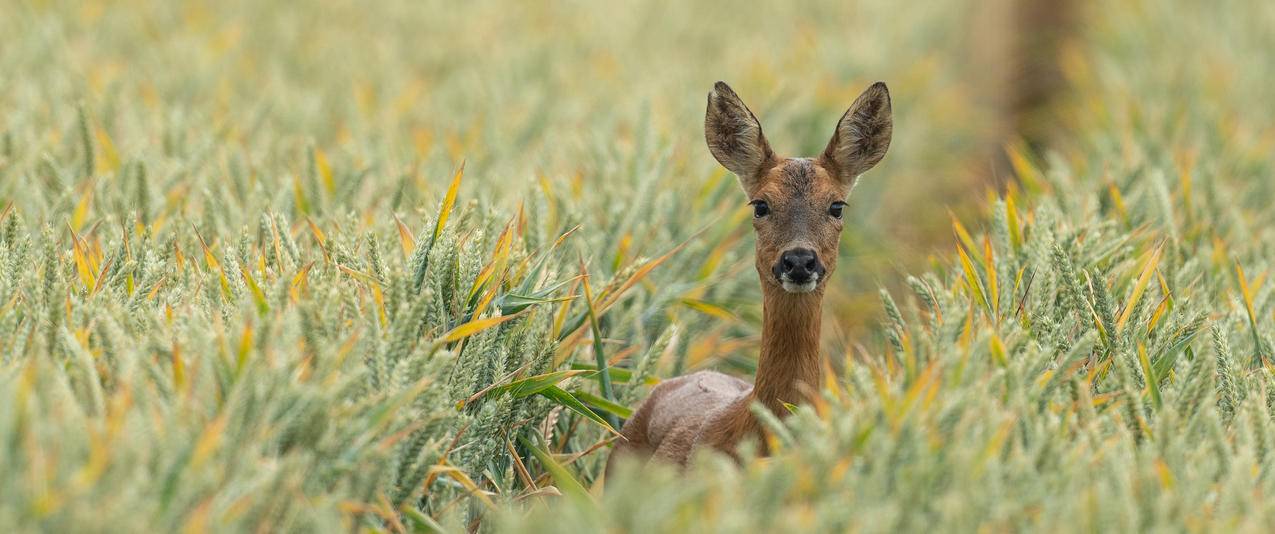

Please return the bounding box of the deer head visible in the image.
[705,81,893,294]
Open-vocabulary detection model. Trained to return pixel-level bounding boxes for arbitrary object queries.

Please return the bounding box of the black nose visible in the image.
[775,248,824,283]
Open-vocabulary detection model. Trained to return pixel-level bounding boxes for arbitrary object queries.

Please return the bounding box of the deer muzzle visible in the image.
[774,247,825,293]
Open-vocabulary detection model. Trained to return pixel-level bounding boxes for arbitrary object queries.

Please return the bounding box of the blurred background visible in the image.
[7,0,1273,381]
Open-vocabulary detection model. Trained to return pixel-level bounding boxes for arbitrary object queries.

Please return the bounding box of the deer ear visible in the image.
[821,82,893,186]
[705,82,776,192]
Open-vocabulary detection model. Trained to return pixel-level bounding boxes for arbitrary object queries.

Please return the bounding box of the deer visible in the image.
[606,81,893,474]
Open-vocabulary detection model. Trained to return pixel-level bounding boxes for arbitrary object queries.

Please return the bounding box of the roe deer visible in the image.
[606,81,893,473]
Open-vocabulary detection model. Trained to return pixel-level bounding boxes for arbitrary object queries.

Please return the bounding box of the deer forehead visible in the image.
[752,158,848,204]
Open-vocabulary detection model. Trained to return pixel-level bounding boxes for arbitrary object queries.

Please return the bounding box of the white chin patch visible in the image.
[780,275,818,294]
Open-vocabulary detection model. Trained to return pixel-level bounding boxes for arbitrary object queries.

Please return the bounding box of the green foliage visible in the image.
[3,0,1275,532]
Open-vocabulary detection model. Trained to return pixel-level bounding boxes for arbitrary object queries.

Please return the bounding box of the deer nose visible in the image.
[776,248,824,284]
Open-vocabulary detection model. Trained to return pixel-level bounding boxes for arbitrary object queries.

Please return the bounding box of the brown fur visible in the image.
[606,82,893,476]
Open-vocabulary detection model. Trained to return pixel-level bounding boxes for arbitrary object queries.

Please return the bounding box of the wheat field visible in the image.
[2,0,1275,532]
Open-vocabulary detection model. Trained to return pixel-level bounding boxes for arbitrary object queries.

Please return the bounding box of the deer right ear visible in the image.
[820,82,893,187]
[705,82,776,192]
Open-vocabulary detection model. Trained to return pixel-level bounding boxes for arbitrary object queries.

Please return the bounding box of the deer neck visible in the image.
[750,284,824,413]
[703,283,825,455]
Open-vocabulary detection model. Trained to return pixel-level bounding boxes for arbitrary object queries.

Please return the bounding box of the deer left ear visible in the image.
[705,82,777,192]
[820,82,893,186]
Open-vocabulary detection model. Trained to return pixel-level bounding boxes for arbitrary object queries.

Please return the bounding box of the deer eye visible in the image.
[751,200,770,218]
[829,201,846,219]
